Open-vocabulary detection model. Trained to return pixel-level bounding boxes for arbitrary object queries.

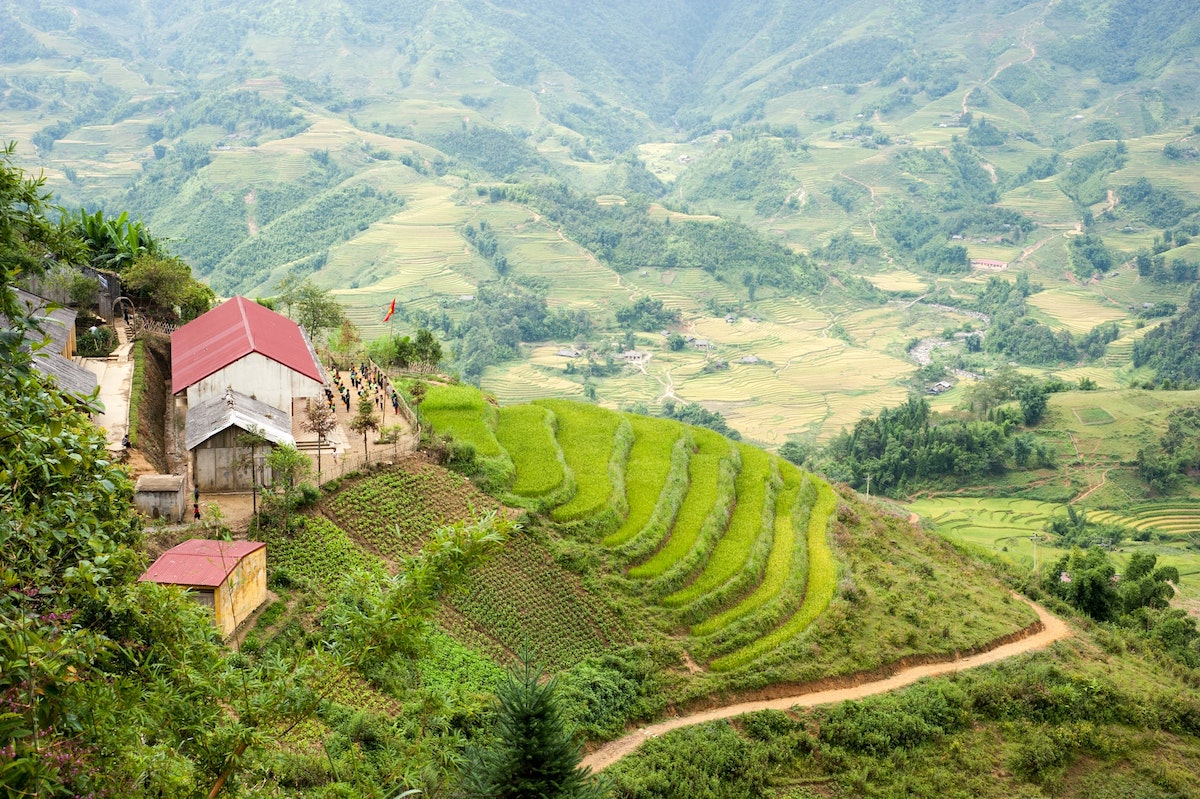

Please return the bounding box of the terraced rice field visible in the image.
[1088,503,1200,535]
[536,399,627,523]
[1026,288,1127,334]
[604,416,685,547]
[665,444,773,608]
[864,269,930,292]
[907,496,1067,570]
[482,362,586,404]
[418,391,849,669]
[496,405,567,498]
[630,428,733,579]
[420,384,504,458]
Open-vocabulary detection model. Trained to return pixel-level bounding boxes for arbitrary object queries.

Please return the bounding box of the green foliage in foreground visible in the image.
[607,643,1200,798]
[462,656,606,799]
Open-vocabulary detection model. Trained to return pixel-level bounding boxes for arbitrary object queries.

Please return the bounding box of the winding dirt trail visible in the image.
[582,597,1069,772]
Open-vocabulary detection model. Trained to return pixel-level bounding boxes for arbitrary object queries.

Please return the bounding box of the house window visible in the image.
[193,589,215,610]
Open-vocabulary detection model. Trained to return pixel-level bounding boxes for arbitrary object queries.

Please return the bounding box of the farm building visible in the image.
[620,350,648,364]
[186,388,295,491]
[139,539,267,638]
[172,296,325,489]
[172,295,326,414]
[134,474,188,522]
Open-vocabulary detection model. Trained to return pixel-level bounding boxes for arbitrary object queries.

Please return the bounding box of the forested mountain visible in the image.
[7,0,1200,444]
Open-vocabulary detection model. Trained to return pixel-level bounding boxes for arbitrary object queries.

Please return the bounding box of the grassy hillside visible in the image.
[8,0,1200,457]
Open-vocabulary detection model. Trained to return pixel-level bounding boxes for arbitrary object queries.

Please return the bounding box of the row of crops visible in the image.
[418,383,839,671]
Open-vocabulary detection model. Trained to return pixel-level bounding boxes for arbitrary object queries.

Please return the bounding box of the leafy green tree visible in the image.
[350,394,381,462]
[122,252,214,319]
[1015,382,1048,426]
[1010,433,1034,467]
[264,442,313,531]
[275,275,346,341]
[0,152,235,797]
[463,656,607,799]
[779,440,813,467]
[64,207,159,271]
[1045,548,1118,621]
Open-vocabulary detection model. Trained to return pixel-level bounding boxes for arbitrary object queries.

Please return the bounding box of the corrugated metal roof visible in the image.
[139,539,265,588]
[171,296,324,394]
[184,389,295,451]
[4,289,98,398]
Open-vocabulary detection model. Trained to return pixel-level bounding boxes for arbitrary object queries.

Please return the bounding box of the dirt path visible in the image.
[582,596,1069,772]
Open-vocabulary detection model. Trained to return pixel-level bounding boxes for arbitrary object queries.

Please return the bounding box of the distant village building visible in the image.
[172,296,324,490]
[134,474,188,522]
[928,380,954,395]
[8,288,98,398]
[738,354,761,364]
[139,539,267,638]
[556,346,582,358]
[724,313,737,323]
[693,339,712,350]
[620,350,648,364]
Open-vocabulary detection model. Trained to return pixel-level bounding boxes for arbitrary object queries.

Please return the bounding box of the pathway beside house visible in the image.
[84,339,136,455]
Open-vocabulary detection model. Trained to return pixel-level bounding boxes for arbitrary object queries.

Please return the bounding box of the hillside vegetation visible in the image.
[6,0,1200,452]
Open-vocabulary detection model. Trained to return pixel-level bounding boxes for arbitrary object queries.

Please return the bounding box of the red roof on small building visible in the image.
[139,539,266,588]
[171,296,324,394]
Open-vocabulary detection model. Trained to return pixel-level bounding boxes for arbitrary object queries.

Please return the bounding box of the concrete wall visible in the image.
[185,352,322,413]
[213,547,266,638]
[133,488,187,522]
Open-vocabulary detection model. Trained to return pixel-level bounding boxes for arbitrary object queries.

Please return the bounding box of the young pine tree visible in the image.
[464,657,607,799]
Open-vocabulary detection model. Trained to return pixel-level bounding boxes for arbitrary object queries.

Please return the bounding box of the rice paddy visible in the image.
[604,416,685,547]
[536,399,627,523]
[496,404,567,497]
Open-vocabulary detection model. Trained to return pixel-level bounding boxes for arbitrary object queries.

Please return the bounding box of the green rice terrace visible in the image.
[254,379,1041,756]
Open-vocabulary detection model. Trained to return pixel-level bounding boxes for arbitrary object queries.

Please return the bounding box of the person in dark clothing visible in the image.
[193,504,201,521]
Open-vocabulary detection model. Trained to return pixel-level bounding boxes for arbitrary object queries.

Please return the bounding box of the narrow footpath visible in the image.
[582,597,1069,772]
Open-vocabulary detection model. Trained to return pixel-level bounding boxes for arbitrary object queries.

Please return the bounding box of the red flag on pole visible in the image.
[382,298,396,322]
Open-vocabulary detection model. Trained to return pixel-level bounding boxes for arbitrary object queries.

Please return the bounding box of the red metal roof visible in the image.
[139,539,266,588]
[171,296,324,394]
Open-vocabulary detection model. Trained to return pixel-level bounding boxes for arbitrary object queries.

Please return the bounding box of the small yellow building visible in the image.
[139,539,267,638]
